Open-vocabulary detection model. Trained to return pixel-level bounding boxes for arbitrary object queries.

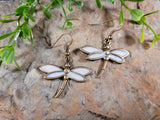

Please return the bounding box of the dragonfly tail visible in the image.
[96,60,108,78]
[54,79,68,98]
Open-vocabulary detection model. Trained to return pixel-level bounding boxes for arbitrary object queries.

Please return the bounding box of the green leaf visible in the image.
[7,33,16,46]
[67,22,73,29]
[51,0,64,8]
[30,28,33,44]
[31,5,35,15]
[119,5,124,25]
[0,60,2,66]
[14,52,18,56]
[0,49,3,55]
[68,0,73,12]
[106,0,115,4]
[31,1,39,15]
[19,31,23,38]
[3,13,16,17]
[14,58,22,70]
[16,5,29,15]
[144,10,160,16]
[26,0,35,3]
[40,5,51,19]
[96,0,102,9]
[124,0,144,2]
[73,0,83,7]
[140,24,145,43]
[68,5,73,12]
[21,23,32,41]
[51,1,59,8]
[151,34,160,48]
[43,9,51,19]
[0,19,17,23]
[0,32,15,40]
[0,46,6,49]
[1,46,15,65]
[1,48,10,61]
[23,8,35,22]
[130,9,144,21]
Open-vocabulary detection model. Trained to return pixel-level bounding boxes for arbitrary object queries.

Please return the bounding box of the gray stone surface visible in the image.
[0,0,160,120]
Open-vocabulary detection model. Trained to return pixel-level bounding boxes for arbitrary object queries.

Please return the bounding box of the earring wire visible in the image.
[107,24,123,38]
[88,17,117,25]
[47,32,73,49]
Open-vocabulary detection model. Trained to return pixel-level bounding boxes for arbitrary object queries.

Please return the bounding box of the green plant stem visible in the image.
[69,0,72,7]
[31,2,39,15]
[46,0,56,10]
[62,21,67,30]
[68,18,79,20]
[7,33,16,46]
[144,10,160,16]
[14,58,22,70]
[13,30,21,42]
[0,60,2,66]
[0,46,6,49]
[119,0,131,10]
[57,0,68,20]
[141,19,157,36]
[17,16,21,26]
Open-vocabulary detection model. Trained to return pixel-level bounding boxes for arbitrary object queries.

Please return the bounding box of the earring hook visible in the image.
[106,24,123,40]
[47,32,73,49]
[102,24,123,50]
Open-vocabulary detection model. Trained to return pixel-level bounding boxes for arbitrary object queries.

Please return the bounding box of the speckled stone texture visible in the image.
[0,0,160,120]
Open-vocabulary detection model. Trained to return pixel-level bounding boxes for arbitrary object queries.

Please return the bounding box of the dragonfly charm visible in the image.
[80,35,129,77]
[39,65,91,81]
[39,64,91,98]
[39,40,92,98]
[80,46,129,63]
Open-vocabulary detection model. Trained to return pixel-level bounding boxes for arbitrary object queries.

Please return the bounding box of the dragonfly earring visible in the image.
[39,33,92,98]
[80,26,129,78]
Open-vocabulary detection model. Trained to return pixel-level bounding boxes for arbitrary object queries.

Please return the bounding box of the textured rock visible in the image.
[0,0,160,120]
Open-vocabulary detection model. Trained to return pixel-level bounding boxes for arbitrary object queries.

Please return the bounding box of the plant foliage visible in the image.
[0,0,159,69]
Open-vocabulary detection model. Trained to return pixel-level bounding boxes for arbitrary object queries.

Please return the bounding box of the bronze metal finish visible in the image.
[39,33,92,98]
[80,26,129,78]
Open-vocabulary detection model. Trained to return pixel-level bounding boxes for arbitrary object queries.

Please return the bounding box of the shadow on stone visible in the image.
[141,40,152,50]
[124,32,136,46]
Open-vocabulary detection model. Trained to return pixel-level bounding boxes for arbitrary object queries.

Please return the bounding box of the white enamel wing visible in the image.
[80,46,129,63]
[39,65,91,81]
